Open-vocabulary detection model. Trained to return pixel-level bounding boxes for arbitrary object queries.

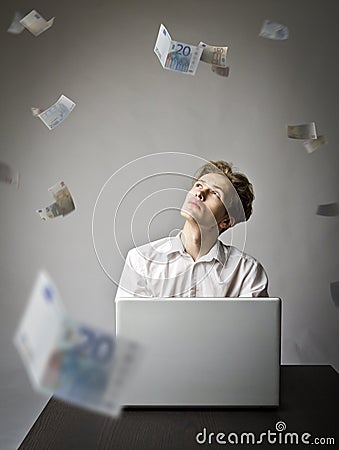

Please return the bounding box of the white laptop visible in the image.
[116,298,281,407]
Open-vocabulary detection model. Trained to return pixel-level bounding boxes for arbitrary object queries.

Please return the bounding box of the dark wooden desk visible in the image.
[19,366,338,450]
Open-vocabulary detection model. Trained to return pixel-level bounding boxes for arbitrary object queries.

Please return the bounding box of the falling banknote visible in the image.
[211,65,230,77]
[36,202,62,220]
[154,24,203,75]
[330,281,339,307]
[303,135,327,154]
[198,42,228,67]
[49,181,75,215]
[259,19,289,40]
[316,202,339,217]
[0,161,20,189]
[19,10,54,37]
[37,181,75,220]
[7,11,25,34]
[14,271,142,416]
[31,107,44,117]
[287,122,317,140]
[36,95,76,130]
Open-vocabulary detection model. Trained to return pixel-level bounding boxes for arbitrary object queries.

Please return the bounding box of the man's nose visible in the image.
[195,190,205,201]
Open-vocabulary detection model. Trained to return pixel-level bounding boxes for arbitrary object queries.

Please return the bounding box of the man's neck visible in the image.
[180,221,218,261]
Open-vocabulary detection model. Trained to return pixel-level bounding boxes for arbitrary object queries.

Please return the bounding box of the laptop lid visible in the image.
[116,298,281,406]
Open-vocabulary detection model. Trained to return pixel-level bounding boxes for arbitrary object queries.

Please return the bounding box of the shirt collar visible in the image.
[166,232,186,255]
[165,232,227,265]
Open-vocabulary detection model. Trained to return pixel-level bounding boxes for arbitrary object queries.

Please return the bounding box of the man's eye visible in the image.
[213,191,220,197]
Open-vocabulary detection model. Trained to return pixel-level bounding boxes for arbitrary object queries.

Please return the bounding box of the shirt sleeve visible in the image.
[238,261,269,298]
[115,249,151,300]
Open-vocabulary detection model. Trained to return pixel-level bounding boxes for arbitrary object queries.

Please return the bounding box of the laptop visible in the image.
[116,298,281,407]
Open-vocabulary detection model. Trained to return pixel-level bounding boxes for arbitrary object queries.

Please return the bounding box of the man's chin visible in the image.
[180,207,196,221]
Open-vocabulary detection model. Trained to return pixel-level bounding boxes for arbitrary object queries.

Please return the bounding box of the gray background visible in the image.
[1,0,338,448]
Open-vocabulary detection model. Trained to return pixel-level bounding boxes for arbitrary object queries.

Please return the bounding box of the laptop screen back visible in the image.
[116,298,281,406]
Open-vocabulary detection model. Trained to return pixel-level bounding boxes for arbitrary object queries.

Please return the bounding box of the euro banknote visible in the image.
[13,271,66,391]
[330,281,339,307]
[0,161,20,189]
[303,135,327,153]
[211,65,230,77]
[14,270,141,417]
[199,42,228,67]
[154,24,203,76]
[49,181,75,216]
[37,180,75,220]
[42,319,141,415]
[287,122,317,139]
[259,19,289,40]
[316,203,339,217]
[37,95,75,130]
[20,10,54,37]
[31,107,44,117]
[36,202,62,220]
[7,11,25,34]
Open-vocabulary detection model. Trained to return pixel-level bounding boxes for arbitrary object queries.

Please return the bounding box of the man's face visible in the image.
[181,172,233,232]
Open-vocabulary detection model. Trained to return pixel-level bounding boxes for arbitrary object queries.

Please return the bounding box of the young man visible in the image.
[115,160,269,298]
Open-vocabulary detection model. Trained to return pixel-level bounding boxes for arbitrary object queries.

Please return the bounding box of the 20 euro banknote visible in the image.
[154,24,203,75]
[14,270,142,417]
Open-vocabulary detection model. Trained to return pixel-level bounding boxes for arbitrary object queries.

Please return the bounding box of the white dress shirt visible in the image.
[115,233,269,299]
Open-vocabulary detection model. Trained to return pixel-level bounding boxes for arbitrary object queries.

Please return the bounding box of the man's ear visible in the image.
[227,217,235,228]
[219,216,235,231]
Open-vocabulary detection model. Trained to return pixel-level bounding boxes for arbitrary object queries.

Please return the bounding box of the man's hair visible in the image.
[193,160,255,228]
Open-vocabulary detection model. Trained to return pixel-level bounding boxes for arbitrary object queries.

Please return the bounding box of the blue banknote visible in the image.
[42,320,139,415]
[154,24,203,75]
[15,270,141,417]
[259,19,289,40]
[38,95,75,130]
